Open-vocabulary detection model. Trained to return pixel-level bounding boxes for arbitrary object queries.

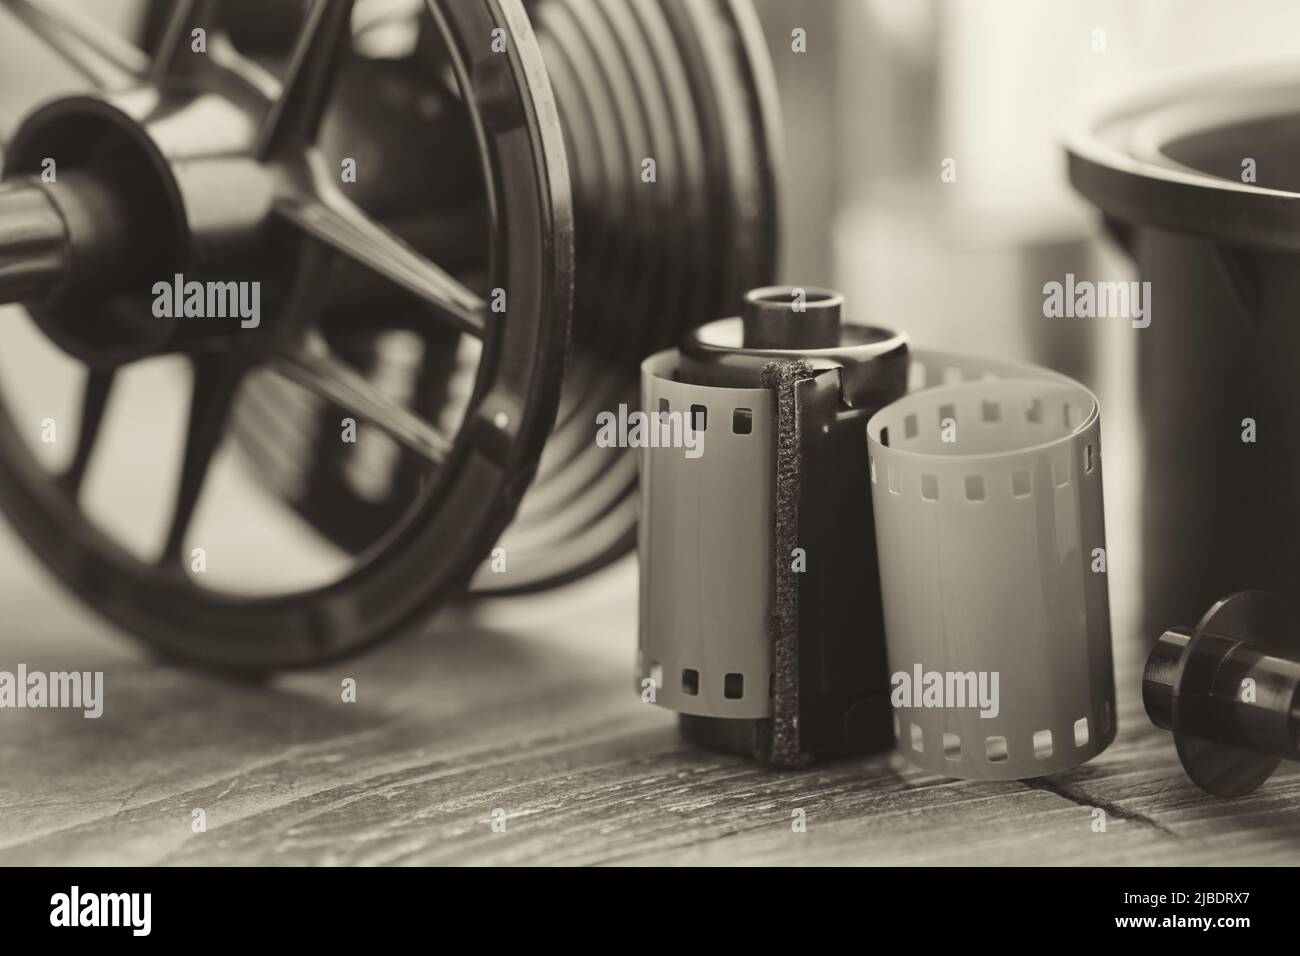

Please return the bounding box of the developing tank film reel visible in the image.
[230,0,782,594]
[639,287,908,765]
[867,353,1116,780]
[0,0,572,670]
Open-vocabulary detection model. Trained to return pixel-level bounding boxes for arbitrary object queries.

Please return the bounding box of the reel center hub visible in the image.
[1,85,307,363]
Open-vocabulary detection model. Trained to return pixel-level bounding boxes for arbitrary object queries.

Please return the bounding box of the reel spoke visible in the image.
[5,0,148,87]
[266,338,451,468]
[255,0,356,160]
[160,355,245,564]
[148,0,220,82]
[275,189,487,338]
[59,366,114,495]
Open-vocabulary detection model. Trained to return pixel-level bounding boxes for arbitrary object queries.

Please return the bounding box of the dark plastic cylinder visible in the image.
[1068,71,1300,636]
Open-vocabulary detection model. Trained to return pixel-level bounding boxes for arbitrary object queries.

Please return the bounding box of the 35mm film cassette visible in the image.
[639,287,907,766]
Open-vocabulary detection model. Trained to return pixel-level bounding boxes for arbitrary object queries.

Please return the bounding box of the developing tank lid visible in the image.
[1066,62,1300,252]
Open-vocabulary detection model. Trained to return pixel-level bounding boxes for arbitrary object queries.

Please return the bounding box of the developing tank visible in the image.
[1068,65,1300,636]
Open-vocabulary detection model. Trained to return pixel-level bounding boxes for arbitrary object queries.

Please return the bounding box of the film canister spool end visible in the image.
[740,285,843,349]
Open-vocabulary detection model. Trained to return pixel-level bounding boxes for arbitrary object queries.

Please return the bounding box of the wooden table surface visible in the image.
[4,547,1298,867]
[0,320,1296,867]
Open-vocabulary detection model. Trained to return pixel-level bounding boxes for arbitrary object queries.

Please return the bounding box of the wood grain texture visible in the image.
[1,542,1298,867]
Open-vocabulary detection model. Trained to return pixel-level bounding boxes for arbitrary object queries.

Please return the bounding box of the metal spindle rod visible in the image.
[0,180,69,306]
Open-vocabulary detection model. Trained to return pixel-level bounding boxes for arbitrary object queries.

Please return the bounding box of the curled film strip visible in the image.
[868,351,1116,780]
